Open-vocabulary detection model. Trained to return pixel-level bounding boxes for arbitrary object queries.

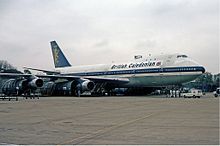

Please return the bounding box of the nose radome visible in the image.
[201,66,206,73]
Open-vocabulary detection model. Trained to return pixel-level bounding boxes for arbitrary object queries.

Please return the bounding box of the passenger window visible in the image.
[177,55,188,58]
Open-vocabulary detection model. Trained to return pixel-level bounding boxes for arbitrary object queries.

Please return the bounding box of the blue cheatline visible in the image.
[64,66,205,76]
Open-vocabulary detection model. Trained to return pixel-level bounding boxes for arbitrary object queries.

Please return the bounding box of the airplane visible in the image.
[0,41,205,97]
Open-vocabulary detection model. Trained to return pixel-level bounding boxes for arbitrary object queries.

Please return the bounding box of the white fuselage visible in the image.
[55,53,205,87]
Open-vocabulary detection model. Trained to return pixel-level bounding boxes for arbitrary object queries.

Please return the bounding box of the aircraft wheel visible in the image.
[77,90,81,97]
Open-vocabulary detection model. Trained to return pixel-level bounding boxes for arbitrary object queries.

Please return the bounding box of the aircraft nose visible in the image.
[189,60,205,73]
[186,59,205,73]
[200,66,205,73]
[175,58,205,73]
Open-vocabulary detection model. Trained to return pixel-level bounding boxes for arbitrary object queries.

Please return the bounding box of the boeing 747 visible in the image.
[0,41,205,96]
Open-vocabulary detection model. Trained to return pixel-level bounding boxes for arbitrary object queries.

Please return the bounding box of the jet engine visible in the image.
[1,78,43,96]
[40,81,55,96]
[52,81,76,96]
[80,80,95,91]
[75,79,95,97]
[54,79,95,96]
[1,79,28,95]
[40,79,95,96]
[28,78,44,89]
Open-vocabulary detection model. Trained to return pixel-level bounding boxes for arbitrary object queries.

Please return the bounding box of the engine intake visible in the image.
[81,80,95,91]
[28,78,44,89]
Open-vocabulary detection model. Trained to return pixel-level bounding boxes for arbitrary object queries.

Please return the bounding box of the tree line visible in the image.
[0,60,22,73]
[183,72,220,92]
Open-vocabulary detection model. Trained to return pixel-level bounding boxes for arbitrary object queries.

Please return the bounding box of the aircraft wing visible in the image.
[0,73,129,84]
[0,73,33,77]
[35,74,129,84]
[23,67,60,75]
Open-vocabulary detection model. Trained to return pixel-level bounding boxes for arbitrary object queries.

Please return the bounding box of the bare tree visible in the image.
[0,60,22,73]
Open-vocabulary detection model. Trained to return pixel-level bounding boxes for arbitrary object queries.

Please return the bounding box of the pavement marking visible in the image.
[60,113,156,145]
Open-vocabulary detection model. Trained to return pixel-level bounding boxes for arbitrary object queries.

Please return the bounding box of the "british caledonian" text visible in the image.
[111,61,161,69]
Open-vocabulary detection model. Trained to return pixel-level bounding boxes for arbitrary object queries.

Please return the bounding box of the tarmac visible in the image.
[0,93,219,145]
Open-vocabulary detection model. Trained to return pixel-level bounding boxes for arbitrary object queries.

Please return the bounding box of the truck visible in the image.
[213,87,220,97]
[181,89,203,98]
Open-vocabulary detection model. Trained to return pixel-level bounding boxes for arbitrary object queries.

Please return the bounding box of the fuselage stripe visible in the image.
[63,66,205,76]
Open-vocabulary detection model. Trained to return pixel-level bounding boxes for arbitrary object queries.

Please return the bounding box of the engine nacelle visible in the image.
[53,81,76,96]
[1,79,29,96]
[39,80,95,96]
[80,80,95,91]
[28,78,44,89]
[40,81,55,96]
[1,78,44,96]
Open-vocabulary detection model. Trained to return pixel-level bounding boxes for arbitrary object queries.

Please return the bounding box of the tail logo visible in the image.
[50,41,71,68]
[52,45,60,65]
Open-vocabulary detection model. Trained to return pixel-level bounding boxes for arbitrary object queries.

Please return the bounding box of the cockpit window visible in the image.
[177,55,188,58]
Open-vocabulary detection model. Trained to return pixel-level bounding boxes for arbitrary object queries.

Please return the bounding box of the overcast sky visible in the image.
[0,0,219,73]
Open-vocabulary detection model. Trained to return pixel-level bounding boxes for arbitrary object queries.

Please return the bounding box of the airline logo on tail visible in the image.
[50,41,71,68]
[52,45,60,66]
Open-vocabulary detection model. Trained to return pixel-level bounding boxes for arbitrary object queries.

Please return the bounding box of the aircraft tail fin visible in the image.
[50,41,71,68]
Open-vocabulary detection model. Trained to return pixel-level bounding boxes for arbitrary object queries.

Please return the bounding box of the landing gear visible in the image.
[76,89,81,97]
